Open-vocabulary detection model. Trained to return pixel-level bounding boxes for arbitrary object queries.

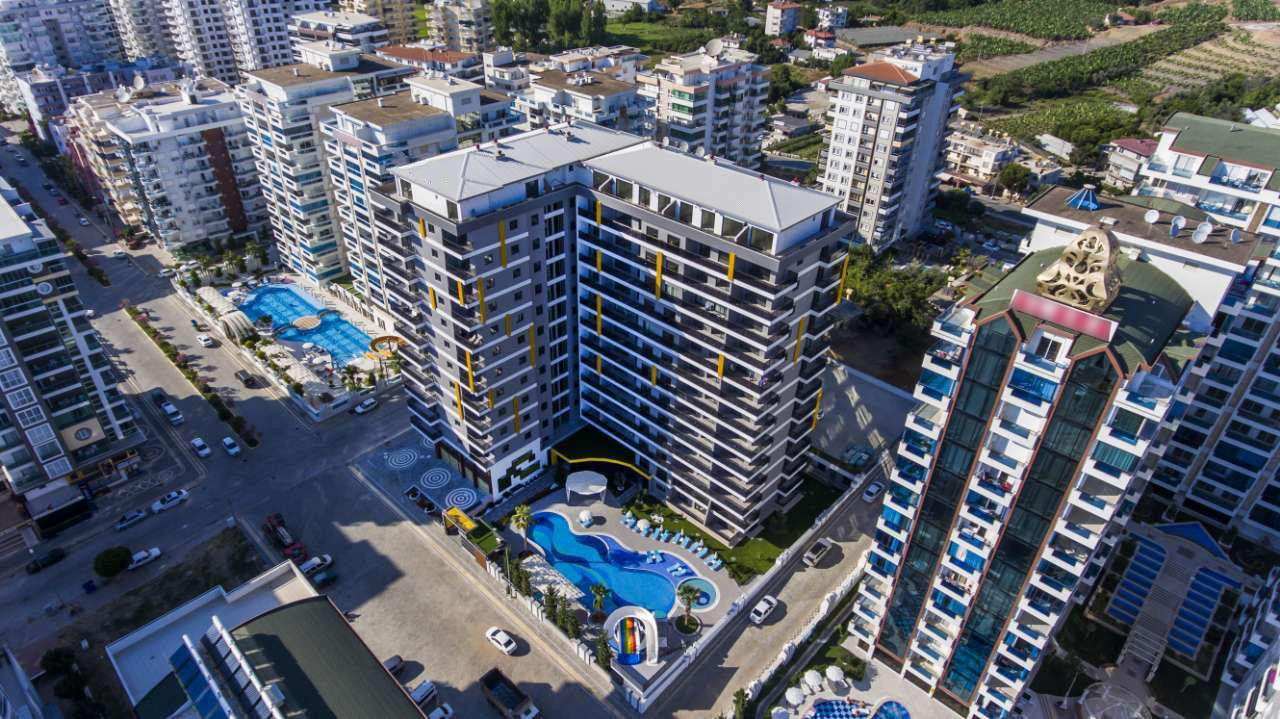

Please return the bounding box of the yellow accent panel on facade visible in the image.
[453,381,463,420]
[456,280,465,304]
[595,294,602,334]
[793,318,807,363]
[505,314,511,337]
[726,253,735,282]
[650,365,657,384]
[836,250,851,301]
[812,388,823,430]
[418,217,426,239]
[513,397,521,433]
[717,354,725,380]
[596,355,602,373]
[428,287,437,310]
[476,281,487,322]
[487,390,494,409]
[654,252,663,298]
[595,200,601,224]
[466,351,474,391]
[528,326,536,365]
[499,223,507,267]
[596,249,602,272]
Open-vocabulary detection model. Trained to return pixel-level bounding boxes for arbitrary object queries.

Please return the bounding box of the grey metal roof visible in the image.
[835,26,940,47]
[585,144,839,232]
[392,123,646,201]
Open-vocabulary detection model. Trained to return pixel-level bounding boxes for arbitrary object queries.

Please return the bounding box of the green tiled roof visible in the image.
[1164,112,1280,171]
[967,248,1194,376]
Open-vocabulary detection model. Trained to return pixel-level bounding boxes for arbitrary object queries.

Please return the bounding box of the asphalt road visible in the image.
[0,134,620,718]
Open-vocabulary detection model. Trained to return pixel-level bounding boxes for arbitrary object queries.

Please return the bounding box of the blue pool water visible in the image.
[528,512,703,618]
[808,700,911,719]
[679,577,717,610]
[237,285,372,366]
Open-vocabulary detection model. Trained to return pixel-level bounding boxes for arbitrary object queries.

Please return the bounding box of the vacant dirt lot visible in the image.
[961,24,1162,77]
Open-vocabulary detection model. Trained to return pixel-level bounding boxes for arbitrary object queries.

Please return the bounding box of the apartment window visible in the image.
[0,368,25,390]
[1033,336,1062,363]
[14,406,43,428]
[6,387,35,410]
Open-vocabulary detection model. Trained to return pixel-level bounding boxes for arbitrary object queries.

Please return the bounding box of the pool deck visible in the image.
[775,658,940,719]
[524,495,739,628]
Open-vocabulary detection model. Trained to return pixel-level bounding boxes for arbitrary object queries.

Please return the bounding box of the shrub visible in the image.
[93,546,132,578]
[594,631,612,670]
[40,647,77,676]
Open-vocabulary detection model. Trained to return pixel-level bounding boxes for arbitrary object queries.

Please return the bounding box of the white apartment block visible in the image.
[406,73,519,147]
[637,41,767,168]
[108,0,176,61]
[853,184,1256,719]
[68,78,265,249]
[764,1,800,36]
[0,0,122,114]
[377,44,485,82]
[482,47,531,93]
[161,0,327,85]
[321,90,458,319]
[1129,114,1280,546]
[516,69,642,132]
[1223,567,1280,719]
[289,10,391,59]
[536,45,645,84]
[817,4,847,30]
[17,57,177,141]
[339,0,423,45]
[427,0,493,54]
[1102,137,1156,191]
[370,122,851,540]
[821,42,960,250]
[942,121,1017,188]
[238,43,414,282]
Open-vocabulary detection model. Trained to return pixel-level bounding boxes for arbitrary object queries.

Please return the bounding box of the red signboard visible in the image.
[1011,289,1116,342]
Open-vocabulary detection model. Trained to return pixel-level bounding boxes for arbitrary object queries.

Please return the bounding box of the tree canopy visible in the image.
[996,162,1032,194]
[493,0,607,50]
[842,246,947,334]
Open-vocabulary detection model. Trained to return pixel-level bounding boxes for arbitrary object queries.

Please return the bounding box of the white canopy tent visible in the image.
[565,470,607,503]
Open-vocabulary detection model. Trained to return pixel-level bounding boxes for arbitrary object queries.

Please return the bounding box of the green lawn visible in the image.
[627,478,843,584]
[767,134,825,160]
[1149,653,1224,718]
[605,21,714,55]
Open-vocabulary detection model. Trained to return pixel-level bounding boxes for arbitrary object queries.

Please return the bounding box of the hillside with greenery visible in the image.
[915,0,1114,39]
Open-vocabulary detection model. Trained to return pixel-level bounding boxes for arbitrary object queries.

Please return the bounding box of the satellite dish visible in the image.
[1192,221,1213,244]
[705,38,723,56]
[1230,228,1242,244]
[1143,209,1159,225]
[1170,215,1187,237]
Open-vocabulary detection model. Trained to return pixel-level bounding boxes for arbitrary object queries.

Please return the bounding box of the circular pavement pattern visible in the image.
[386,449,419,469]
[421,435,434,449]
[292,315,321,330]
[420,468,451,489]
[444,487,479,510]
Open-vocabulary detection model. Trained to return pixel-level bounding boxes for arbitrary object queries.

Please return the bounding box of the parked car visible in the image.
[159,268,175,278]
[749,595,779,625]
[283,543,308,561]
[264,512,285,529]
[160,402,183,426]
[85,309,95,319]
[485,627,518,655]
[234,369,258,388]
[297,554,332,576]
[150,490,189,513]
[802,537,833,568]
[221,436,241,456]
[112,250,127,259]
[25,548,66,574]
[149,388,167,406]
[382,654,405,677]
[196,334,217,348]
[114,510,148,531]
[310,570,337,588]
[427,704,455,719]
[78,217,90,227]
[40,183,51,191]
[56,196,68,205]
[351,397,378,415]
[410,680,438,709]
[190,437,211,458]
[265,522,294,548]
[127,547,161,570]
[861,481,885,503]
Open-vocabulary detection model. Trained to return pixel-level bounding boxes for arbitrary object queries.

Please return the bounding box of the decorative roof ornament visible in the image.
[1065,184,1100,211]
[1035,226,1122,313]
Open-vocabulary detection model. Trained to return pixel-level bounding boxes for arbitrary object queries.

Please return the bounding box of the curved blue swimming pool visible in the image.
[808,700,911,719]
[236,285,372,366]
[528,512,698,618]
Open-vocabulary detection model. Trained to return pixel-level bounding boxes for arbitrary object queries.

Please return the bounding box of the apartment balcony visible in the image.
[1054,511,1103,551]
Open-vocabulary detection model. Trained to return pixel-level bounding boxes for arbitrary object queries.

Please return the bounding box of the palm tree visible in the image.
[677,583,701,630]
[510,504,533,556]
[590,583,608,620]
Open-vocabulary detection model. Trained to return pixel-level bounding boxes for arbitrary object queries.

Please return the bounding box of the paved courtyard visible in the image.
[815,362,915,457]
[351,431,489,512]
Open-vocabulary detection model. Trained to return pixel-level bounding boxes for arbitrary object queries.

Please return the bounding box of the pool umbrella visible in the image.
[825,665,844,684]
[637,519,651,532]
[302,342,316,351]
[784,687,804,707]
[804,670,822,691]
[771,708,790,719]
[578,509,592,525]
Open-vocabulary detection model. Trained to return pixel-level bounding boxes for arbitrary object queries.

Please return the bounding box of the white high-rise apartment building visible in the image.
[1222,567,1280,719]
[321,90,458,322]
[820,42,960,250]
[854,183,1259,719]
[1130,114,1280,547]
[637,41,767,169]
[238,43,413,282]
[68,77,264,249]
[370,122,851,540]
[427,0,493,53]
[0,0,122,113]
[159,0,326,85]
[108,0,175,61]
[289,10,390,60]
[338,0,422,45]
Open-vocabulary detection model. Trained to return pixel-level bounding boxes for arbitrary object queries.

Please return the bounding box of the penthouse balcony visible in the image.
[932,305,974,343]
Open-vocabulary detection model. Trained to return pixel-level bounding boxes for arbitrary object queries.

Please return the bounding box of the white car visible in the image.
[427,704,455,719]
[85,309,96,319]
[78,217,90,227]
[750,595,779,625]
[190,437,211,458]
[297,554,332,576]
[485,626,518,655]
[127,547,161,570]
[150,490,189,513]
[221,436,241,456]
[196,334,216,348]
[862,481,885,503]
[352,397,378,415]
[159,268,175,278]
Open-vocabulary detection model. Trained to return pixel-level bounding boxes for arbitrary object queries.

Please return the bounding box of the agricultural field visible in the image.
[914,0,1116,40]
[962,25,1158,78]
[1233,0,1280,21]
[983,98,1138,144]
[955,34,1038,62]
[604,21,715,55]
[1138,28,1280,94]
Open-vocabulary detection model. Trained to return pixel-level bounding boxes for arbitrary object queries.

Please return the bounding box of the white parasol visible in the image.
[784,687,805,707]
[825,665,845,683]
